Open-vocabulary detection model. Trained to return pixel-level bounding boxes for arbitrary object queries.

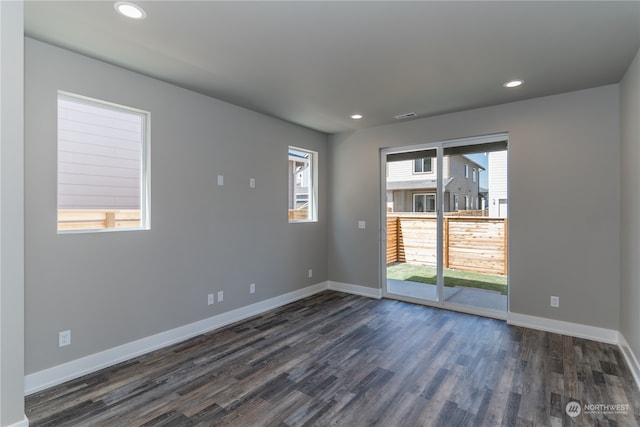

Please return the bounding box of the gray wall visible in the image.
[620,49,640,355]
[25,38,328,374]
[329,84,621,330]
[0,2,25,425]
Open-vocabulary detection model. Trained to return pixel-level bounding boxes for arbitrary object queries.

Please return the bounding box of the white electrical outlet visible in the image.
[217,175,224,186]
[249,178,256,188]
[208,293,214,305]
[58,330,71,347]
[358,221,366,229]
[217,291,224,302]
[308,269,313,278]
[250,283,256,294]
[550,296,560,308]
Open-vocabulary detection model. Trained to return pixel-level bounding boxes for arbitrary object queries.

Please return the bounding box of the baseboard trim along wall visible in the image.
[25,281,329,395]
[618,333,640,393]
[6,415,29,427]
[507,312,619,344]
[508,313,640,391]
[25,283,638,395]
[327,281,383,299]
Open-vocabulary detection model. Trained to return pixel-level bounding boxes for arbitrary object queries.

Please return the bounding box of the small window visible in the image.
[472,168,477,182]
[453,194,459,211]
[464,196,470,210]
[464,163,469,178]
[288,147,317,222]
[414,158,433,173]
[57,92,149,232]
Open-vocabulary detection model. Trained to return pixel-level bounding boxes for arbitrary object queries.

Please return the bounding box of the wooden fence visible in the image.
[288,209,309,221]
[387,215,507,276]
[58,209,141,230]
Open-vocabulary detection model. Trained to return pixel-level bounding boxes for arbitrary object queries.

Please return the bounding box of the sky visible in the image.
[467,152,489,189]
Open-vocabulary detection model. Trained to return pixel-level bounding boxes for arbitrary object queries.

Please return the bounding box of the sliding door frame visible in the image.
[380,133,509,319]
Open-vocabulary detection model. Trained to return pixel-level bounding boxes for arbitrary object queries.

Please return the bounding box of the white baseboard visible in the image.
[26,282,633,398]
[618,332,640,392]
[507,312,619,344]
[24,282,328,395]
[7,415,28,427]
[327,281,382,299]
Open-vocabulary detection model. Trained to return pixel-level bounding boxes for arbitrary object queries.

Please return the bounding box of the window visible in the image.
[464,163,469,178]
[413,194,435,213]
[453,194,459,211]
[288,146,317,222]
[472,168,477,182]
[414,158,433,173]
[464,196,470,210]
[57,92,149,232]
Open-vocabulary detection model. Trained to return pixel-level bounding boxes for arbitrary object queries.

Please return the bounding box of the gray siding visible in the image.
[446,156,481,210]
[57,96,143,209]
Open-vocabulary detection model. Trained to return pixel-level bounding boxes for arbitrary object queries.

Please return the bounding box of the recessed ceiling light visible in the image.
[503,80,523,88]
[350,114,363,120]
[114,1,146,19]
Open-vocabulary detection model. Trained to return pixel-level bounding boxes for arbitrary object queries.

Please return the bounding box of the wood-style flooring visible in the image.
[26,291,640,426]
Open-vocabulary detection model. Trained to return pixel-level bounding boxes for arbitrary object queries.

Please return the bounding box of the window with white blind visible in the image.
[57,92,150,232]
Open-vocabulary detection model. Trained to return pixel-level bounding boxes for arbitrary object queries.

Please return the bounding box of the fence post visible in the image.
[105,211,116,228]
[503,217,508,275]
[443,217,449,269]
[395,216,400,263]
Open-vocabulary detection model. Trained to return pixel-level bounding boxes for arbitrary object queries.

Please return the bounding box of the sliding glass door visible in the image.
[382,134,508,318]
[385,147,441,303]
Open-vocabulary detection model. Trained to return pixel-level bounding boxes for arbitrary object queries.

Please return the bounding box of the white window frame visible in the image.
[57,91,150,233]
[288,146,318,223]
[464,163,469,179]
[413,157,433,174]
[413,193,436,213]
[472,168,477,182]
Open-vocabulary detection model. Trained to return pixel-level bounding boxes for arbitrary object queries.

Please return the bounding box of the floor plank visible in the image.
[25,291,640,426]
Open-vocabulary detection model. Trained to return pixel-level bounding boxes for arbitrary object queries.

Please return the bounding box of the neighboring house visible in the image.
[488,151,508,217]
[386,155,485,213]
[288,148,311,210]
[57,95,143,210]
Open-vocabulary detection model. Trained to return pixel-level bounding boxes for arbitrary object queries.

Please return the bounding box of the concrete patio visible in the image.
[387,278,507,312]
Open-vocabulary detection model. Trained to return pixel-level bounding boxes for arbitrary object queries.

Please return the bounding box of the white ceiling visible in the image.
[24,1,640,134]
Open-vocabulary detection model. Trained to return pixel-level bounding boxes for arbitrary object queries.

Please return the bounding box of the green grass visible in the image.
[386,263,508,295]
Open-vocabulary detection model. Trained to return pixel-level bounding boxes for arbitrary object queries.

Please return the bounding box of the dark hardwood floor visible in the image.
[26,291,640,426]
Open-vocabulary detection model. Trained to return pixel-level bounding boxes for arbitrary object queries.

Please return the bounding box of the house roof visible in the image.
[460,155,486,171]
[24,1,640,134]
